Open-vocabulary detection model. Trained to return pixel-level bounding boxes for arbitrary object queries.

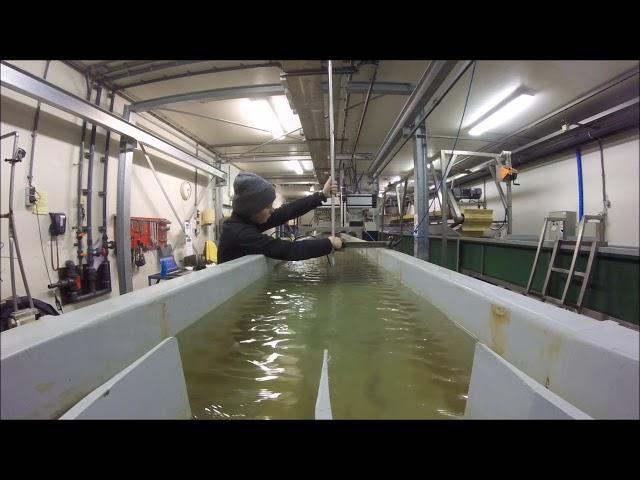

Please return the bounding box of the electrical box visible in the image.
[548,211,576,241]
[25,186,36,206]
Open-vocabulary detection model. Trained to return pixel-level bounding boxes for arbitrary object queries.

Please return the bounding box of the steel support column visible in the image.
[413,122,429,261]
[116,106,134,294]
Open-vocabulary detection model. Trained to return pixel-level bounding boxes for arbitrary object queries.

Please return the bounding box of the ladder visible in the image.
[526,215,605,311]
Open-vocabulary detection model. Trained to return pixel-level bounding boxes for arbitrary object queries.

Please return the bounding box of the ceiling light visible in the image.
[289,160,304,175]
[464,84,519,128]
[270,96,302,132]
[469,93,535,136]
[249,99,284,139]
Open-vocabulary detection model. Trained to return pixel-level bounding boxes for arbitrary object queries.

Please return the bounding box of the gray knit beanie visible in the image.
[232,172,276,217]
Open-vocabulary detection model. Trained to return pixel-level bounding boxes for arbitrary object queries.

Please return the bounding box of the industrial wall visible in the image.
[465,128,639,247]
[1,61,222,313]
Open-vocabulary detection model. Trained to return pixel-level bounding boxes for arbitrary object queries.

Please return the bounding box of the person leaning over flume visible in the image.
[217,172,342,264]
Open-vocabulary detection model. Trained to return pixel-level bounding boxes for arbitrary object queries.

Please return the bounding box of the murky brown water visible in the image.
[177,251,477,419]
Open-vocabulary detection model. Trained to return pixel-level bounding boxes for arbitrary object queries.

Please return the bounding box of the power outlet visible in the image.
[25,186,36,206]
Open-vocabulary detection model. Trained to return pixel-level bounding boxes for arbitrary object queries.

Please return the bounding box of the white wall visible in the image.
[1,60,224,312]
[466,129,639,247]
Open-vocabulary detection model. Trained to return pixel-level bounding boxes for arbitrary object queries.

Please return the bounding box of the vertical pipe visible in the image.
[214,162,224,244]
[5,133,19,311]
[576,147,584,222]
[6,137,34,309]
[102,92,116,245]
[77,83,92,265]
[328,60,336,240]
[86,87,102,266]
[8,238,18,312]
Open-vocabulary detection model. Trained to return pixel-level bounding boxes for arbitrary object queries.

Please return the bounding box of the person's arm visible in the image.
[258,191,326,232]
[237,226,334,261]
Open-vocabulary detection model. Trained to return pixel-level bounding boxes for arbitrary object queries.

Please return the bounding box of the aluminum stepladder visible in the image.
[526,214,605,311]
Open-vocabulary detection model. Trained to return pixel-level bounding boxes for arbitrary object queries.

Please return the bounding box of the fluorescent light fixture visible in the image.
[250,99,284,139]
[289,160,304,175]
[301,160,314,171]
[309,185,315,192]
[469,93,535,136]
[270,96,302,132]
[464,84,519,127]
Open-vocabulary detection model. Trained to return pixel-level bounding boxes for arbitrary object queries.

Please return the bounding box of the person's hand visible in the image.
[323,177,338,197]
[328,236,342,250]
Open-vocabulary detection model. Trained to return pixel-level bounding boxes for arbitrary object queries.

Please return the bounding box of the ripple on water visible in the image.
[178,251,476,420]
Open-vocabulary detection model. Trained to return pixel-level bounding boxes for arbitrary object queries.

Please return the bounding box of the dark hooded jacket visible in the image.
[217,192,333,264]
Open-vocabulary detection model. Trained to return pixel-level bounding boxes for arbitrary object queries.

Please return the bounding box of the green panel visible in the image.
[378,233,639,324]
[460,242,482,273]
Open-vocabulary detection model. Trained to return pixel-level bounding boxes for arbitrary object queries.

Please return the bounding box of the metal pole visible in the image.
[505,152,513,234]
[214,161,225,244]
[116,106,134,294]
[86,86,103,266]
[2,132,19,311]
[441,151,449,266]
[102,92,116,243]
[8,238,18,311]
[77,84,91,265]
[4,134,34,309]
[140,144,186,234]
[413,121,429,261]
[328,61,336,239]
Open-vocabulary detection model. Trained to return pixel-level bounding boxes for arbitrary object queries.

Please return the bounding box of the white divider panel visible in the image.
[343,235,639,419]
[60,337,191,420]
[465,343,591,419]
[315,349,333,420]
[1,255,276,419]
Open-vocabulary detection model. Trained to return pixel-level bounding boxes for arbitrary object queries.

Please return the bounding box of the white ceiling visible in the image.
[79,59,639,198]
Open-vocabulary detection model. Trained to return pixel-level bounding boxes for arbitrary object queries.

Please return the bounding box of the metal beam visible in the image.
[280,67,357,78]
[115,62,283,90]
[262,176,317,184]
[321,81,414,95]
[129,84,284,113]
[0,62,226,181]
[156,107,303,142]
[225,154,373,163]
[368,61,471,178]
[99,60,211,81]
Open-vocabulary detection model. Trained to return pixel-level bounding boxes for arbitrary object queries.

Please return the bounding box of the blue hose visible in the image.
[576,148,584,222]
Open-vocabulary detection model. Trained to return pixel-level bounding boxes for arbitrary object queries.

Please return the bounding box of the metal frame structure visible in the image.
[435,149,514,263]
[0,61,228,295]
[367,60,474,260]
